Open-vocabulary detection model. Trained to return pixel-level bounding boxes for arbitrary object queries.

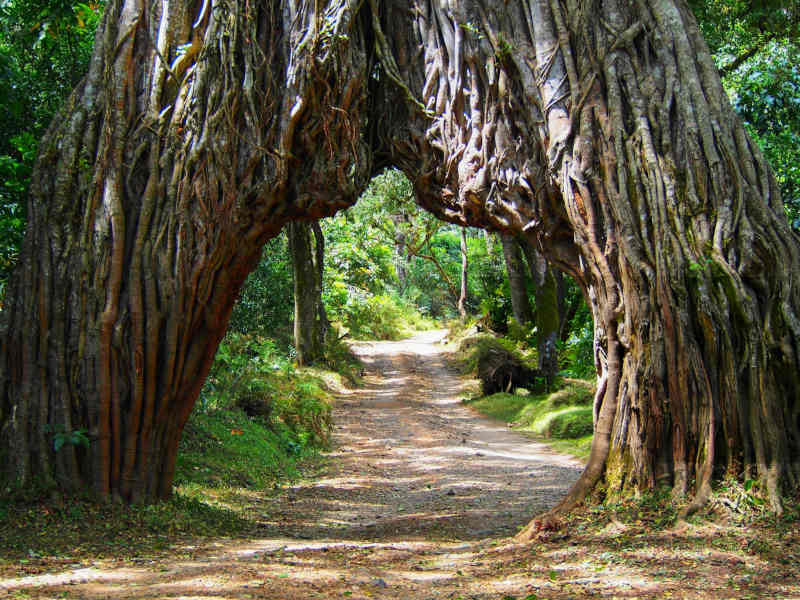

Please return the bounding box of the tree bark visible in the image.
[287,221,327,365]
[0,0,374,501]
[1,0,798,524]
[500,233,534,325]
[381,0,800,526]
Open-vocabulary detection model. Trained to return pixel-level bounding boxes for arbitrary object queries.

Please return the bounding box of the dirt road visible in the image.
[2,331,587,598]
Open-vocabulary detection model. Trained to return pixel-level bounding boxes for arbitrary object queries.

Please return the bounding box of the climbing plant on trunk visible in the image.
[1,0,798,532]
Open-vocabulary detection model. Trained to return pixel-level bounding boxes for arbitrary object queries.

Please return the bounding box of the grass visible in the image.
[466,380,595,459]
[175,409,310,490]
[450,327,595,460]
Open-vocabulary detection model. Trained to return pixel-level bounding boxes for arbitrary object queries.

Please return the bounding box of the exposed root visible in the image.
[514,511,564,543]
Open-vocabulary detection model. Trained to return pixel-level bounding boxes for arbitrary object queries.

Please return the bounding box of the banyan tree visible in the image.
[1,0,799,537]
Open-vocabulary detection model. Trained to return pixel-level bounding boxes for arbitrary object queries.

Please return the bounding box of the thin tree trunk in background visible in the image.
[520,241,560,382]
[312,222,330,344]
[484,230,495,258]
[288,221,326,366]
[500,233,534,326]
[391,211,409,289]
[458,228,468,319]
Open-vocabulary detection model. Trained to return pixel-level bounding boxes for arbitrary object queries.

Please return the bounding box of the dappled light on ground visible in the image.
[2,331,798,598]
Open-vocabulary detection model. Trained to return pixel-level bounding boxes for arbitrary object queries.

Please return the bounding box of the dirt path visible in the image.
[10,333,795,599]
[280,329,583,544]
[2,331,587,599]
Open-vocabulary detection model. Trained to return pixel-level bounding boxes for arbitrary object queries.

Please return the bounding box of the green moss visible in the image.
[603,445,634,502]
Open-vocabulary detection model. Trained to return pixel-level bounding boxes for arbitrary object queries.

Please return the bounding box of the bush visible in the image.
[332,292,435,340]
[456,333,536,375]
[542,406,594,438]
[197,332,332,450]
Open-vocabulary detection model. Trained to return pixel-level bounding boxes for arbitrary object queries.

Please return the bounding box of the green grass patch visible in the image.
[175,409,307,489]
[466,379,595,459]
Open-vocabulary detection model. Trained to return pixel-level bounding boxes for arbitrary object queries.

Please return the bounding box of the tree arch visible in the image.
[1,0,798,533]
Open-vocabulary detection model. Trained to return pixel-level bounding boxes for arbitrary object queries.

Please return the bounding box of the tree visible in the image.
[1,0,798,530]
[499,233,534,326]
[457,227,468,319]
[519,240,561,383]
[287,221,328,365]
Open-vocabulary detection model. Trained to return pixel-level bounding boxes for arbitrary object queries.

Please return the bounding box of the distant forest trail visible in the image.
[286,329,583,544]
[6,332,793,599]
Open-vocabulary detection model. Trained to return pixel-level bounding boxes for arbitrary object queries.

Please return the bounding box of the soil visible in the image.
[2,331,799,599]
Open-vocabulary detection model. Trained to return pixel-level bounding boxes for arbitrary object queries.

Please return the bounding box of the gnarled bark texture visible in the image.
[1,0,799,527]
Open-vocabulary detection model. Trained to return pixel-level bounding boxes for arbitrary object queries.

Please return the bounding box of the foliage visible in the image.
[329,290,435,340]
[466,379,595,459]
[50,427,89,452]
[727,43,800,225]
[559,317,594,379]
[229,234,294,343]
[689,0,800,227]
[0,0,103,285]
[197,332,332,449]
[324,168,508,325]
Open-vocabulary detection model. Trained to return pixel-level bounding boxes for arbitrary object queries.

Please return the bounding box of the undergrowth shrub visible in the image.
[195,332,332,454]
[333,292,435,340]
[456,333,537,375]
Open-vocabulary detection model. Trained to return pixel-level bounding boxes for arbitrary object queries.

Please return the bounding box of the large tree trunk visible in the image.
[287,221,328,365]
[381,0,800,526]
[0,0,374,502]
[500,233,534,325]
[2,0,799,525]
